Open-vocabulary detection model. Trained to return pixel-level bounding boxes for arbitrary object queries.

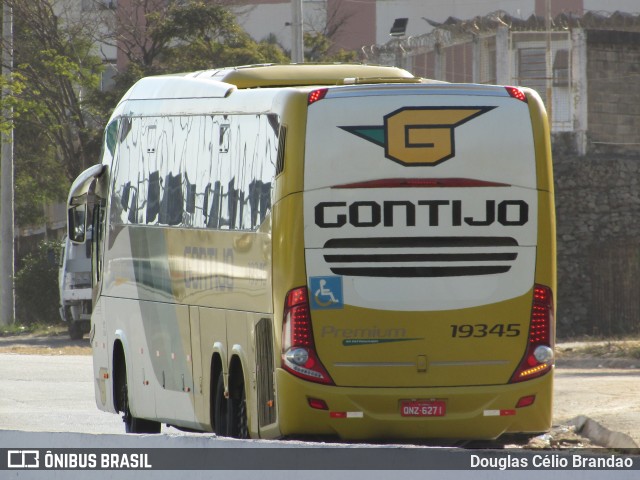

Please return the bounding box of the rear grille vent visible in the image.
[275,126,287,176]
[255,318,276,427]
[323,236,518,278]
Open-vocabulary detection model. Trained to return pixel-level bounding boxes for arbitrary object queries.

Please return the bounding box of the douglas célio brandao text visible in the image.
[470,453,635,470]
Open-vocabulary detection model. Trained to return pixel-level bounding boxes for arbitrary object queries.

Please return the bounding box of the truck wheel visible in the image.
[68,321,84,340]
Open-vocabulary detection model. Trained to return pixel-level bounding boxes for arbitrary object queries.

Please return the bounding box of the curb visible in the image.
[567,415,639,448]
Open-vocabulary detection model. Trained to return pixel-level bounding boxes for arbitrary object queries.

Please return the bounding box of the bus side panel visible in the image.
[528,89,557,301]
[91,296,113,413]
[102,294,197,426]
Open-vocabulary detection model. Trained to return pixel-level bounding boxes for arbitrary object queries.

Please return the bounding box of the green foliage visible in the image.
[14,240,62,325]
[2,0,356,231]
[9,0,105,177]
[93,1,290,143]
[304,32,358,63]
[0,0,106,229]
[14,126,70,226]
[118,1,288,80]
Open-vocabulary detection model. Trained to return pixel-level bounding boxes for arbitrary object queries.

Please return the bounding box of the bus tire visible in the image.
[228,380,249,439]
[118,360,160,434]
[213,373,228,436]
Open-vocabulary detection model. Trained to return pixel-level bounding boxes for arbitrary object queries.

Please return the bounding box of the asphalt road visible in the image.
[1,351,639,446]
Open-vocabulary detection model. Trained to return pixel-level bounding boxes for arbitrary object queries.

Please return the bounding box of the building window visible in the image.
[518,48,546,95]
[553,49,569,87]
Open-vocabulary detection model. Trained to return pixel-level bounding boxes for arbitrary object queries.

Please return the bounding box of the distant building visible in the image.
[236,0,639,54]
[366,10,640,156]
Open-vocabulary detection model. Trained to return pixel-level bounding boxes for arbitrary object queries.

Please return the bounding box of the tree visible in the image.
[304,32,358,63]
[303,0,358,62]
[0,0,107,227]
[1,0,288,228]
[109,1,287,78]
[14,240,61,325]
[6,1,105,175]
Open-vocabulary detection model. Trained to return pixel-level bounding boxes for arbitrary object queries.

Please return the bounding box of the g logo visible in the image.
[340,106,495,166]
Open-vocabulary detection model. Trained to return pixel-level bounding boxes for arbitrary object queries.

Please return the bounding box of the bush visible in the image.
[15,240,62,325]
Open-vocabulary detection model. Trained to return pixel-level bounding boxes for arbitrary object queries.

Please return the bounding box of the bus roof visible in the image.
[193,63,417,88]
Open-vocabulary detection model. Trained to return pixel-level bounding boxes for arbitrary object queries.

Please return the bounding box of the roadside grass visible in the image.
[0,322,66,337]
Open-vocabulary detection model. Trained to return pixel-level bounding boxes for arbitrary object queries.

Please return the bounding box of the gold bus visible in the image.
[67,64,556,440]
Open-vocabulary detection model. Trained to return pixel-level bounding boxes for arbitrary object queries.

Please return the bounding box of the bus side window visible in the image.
[205,181,222,229]
[186,181,196,215]
[225,178,239,230]
[121,182,131,210]
[147,171,160,223]
[159,172,184,226]
[127,190,138,224]
[246,180,273,229]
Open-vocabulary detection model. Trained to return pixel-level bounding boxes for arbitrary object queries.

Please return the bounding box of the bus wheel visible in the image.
[119,363,161,434]
[229,382,249,439]
[213,373,228,436]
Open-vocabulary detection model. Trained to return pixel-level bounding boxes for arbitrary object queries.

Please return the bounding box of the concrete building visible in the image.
[236,0,639,53]
[367,10,640,157]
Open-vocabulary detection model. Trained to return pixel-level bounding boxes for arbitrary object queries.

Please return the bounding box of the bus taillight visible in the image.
[510,284,555,383]
[505,86,528,103]
[282,287,334,385]
[308,88,328,105]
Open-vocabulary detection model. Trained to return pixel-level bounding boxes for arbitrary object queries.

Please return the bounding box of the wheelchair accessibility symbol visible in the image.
[309,276,344,310]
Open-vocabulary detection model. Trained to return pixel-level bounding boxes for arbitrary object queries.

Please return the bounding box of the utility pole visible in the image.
[1,0,15,326]
[545,0,553,126]
[290,0,303,63]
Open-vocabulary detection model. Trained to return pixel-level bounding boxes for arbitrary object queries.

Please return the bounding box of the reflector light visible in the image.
[308,398,329,410]
[484,410,516,417]
[332,178,510,189]
[308,88,328,105]
[516,395,536,408]
[510,284,554,383]
[282,287,334,385]
[287,287,307,307]
[505,86,528,103]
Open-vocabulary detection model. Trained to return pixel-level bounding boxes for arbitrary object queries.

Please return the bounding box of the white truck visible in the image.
[58,234,92,339]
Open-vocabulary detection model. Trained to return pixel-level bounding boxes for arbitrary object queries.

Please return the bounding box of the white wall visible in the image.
[235,0,327,53]
[585,0,640,13]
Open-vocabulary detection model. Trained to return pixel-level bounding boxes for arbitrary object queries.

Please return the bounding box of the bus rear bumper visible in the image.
[275,368,553,441]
